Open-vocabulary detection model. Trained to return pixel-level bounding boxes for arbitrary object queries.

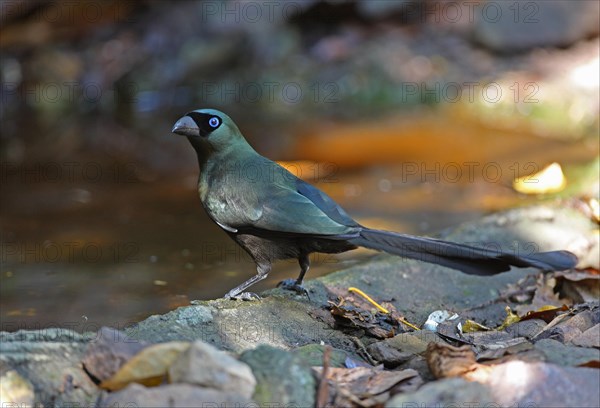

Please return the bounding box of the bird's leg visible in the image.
[224,262,271,300]
[296,254,310,285]
[278,254,310,298]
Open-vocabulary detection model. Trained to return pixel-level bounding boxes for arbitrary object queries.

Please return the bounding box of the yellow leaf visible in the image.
[589,198,599,223]
[100,342,190,391]
[461,319,491,333]
[497,306,521,330]
[512,162,566,194]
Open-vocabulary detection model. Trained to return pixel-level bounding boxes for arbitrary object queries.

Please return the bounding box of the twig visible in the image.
[316,346,331,408]
[351,336,377,366]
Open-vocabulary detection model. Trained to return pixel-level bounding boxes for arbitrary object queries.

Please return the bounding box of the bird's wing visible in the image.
[248,182,360,237]
[217,161,360,238]
[294,178,360,228]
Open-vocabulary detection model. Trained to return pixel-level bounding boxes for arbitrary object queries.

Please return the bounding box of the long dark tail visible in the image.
[349,228,577,276]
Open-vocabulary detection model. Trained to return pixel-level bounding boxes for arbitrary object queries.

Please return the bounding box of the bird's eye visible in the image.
[208,117,220,128]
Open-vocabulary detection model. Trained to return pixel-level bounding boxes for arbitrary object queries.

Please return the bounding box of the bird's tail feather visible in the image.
[349,228,577,276]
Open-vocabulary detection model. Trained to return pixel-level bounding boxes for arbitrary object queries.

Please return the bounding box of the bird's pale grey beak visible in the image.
[172,116,200,137]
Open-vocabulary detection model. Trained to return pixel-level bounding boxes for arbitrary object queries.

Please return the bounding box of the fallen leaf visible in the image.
[476,338,534,361]
[317,366,420,407]
[100,342,190,391]
[328,298,396,339]
[512,162,566,194]
[426,342,477,379]
[461,319,491,333]
[520,305,569,323]
[496,306,521,330]
[556,271,600,303]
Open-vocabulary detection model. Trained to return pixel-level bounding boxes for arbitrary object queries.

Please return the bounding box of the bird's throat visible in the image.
[186,136,214,171]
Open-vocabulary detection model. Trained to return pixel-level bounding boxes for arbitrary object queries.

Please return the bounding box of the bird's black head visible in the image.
[172,108,251,160]
[172,110,223,138]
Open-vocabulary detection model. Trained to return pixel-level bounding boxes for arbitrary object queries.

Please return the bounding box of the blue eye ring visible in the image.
[208,117,220,128]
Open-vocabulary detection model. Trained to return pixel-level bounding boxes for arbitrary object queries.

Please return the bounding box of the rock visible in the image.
[564,310,600,332]
[505,319,547,339]
[368,331,444,367]
[82,327,149,382]
[401,355,435,382]
[292,343,348,367]
[472,1,600,52]
[100,383,253,407]
[386,377,494,407]
[534,338,600,366]
[240,345,316,407]
[485,361,600,407]
[367,341,413,367]
[0,362,34,407]
[571,324,600,348]
[533,306,600,343]
[389,362,600,408]
[535,322,583,344]
[463,329,517,347]
[475,337,535,362]
[0,329,100,406]
[126,299,354,355]
[168,340,256,399]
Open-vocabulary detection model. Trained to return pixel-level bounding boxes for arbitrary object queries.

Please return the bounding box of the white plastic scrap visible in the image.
[422,310,459,332]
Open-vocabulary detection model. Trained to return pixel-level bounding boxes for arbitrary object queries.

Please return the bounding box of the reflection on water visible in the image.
[0,112,595,331]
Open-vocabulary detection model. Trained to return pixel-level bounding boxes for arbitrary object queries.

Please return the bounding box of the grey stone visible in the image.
[168,340,256,398]
[125,299,355,355]
[368,332,441,367]
[0,329,100,407]
[386,377,494,407]
[99,383,253,408]
[571,324,600,348]
[240,345,316,407]
[82,326,149,382]
[367,341,414,368]
[486,362,600,407]
[535,323,583,343]
[505,319,547,339]
[534,338,600,366]
[292,343,348,367]
[473,1,600,52]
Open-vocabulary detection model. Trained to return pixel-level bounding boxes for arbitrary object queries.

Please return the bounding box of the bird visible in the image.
[172,108,578,300]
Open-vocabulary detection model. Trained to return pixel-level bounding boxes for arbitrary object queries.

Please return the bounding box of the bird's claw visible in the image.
[224,291,261,301]
[277,279,310,299]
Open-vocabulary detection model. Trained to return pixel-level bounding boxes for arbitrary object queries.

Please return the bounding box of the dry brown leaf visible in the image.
[520,304,569,323]
[515,273,567,316]
[578,360,600,368]
[556,271,600,303]
[319,366,420,407]
[328,298,396,339]
[425,342,478,379]
[100,342,190,391]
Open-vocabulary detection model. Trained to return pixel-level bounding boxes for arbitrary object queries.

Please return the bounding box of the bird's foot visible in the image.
[277,279,310,299]
[224,291,261,301]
